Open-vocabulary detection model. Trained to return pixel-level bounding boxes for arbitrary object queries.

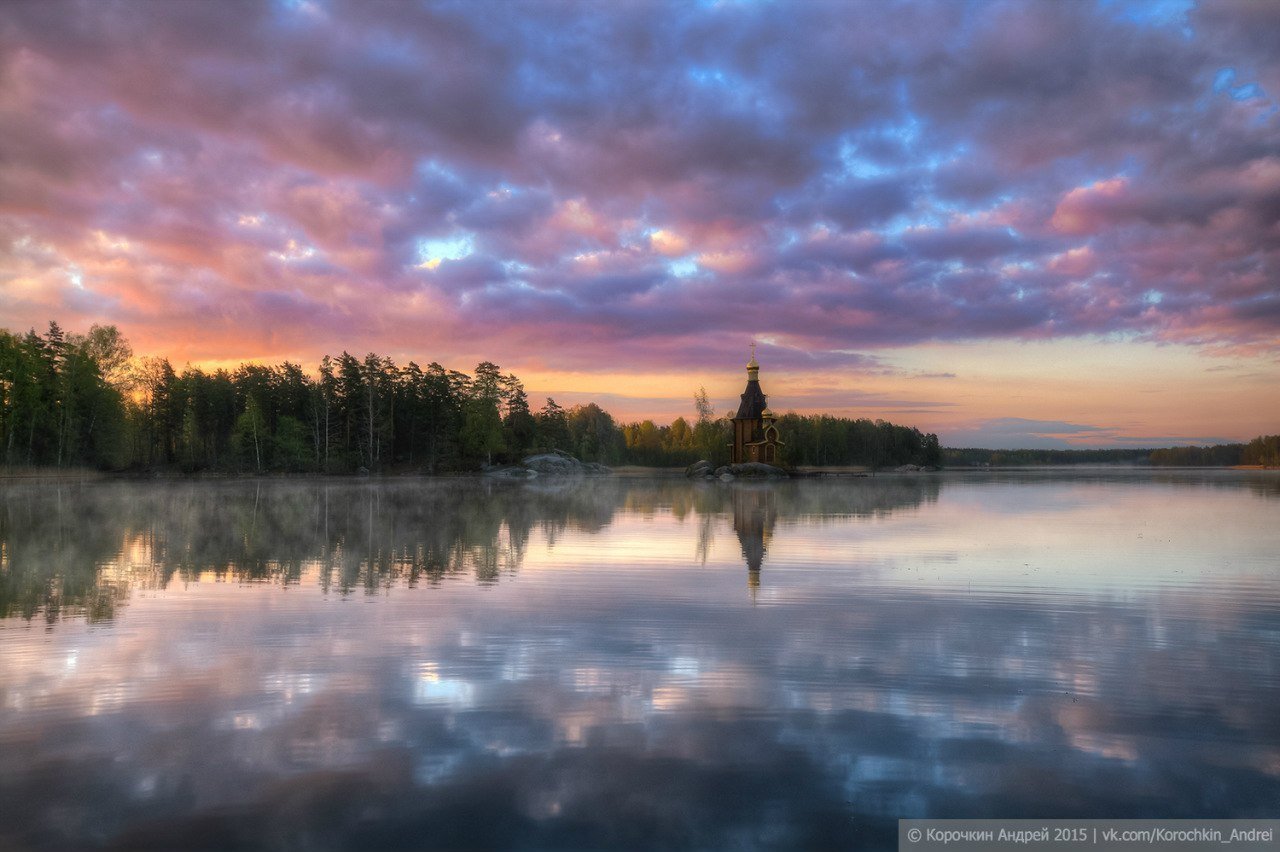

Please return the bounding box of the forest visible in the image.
[948,438,1280,468]
[0,321,942,474]
[6,321,1270,474]
[943,447,1154,466]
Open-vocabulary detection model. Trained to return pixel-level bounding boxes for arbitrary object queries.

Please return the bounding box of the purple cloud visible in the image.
[0,0,1275,371]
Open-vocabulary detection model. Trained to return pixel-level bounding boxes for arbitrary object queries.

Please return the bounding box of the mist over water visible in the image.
[1,472,1278,850]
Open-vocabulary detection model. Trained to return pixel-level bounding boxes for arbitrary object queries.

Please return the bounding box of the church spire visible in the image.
[731,345,783,464]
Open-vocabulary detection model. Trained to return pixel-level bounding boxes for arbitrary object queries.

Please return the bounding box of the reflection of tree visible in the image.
[0,484,131,623]
[0,479,626,621]
[1157,471,1280,501]
[0,476,944,623]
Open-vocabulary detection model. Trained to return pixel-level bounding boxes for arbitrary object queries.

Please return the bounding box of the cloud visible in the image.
[0,0,1276,373]
[940,416,1245,450]
[945,417,1115,449]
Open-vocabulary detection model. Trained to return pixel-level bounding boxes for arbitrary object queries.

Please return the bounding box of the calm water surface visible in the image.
[1,472,1278,850]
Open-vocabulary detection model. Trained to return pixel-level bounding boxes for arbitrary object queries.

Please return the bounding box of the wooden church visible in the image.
[731,346,784,465]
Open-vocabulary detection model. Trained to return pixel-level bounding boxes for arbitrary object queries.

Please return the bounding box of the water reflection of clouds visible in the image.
[412,662,475,709]
[0,475,1278,849]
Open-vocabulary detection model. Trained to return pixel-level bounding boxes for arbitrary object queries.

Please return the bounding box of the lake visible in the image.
[1,471,1278,850]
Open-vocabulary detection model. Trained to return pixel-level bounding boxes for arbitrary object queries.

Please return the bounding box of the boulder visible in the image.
[686,457,783,478]
[686,460,787,480]
[520,453,611,476]
[686,460,714,478]
[686,459,721,480]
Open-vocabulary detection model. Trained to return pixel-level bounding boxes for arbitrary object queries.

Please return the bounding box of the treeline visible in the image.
[1,321,626,472]
[1149,436,1280,467]
[772,413,940,468]
[945,447,1155,466]
[126,354,631,473]
[949,437,1278,468]
[0,320,939,475]
[620,416,715,467]
[1241,435,1280,467]
[0,323,132,469]
[1147,444,1244,466]
[621,407,942,469]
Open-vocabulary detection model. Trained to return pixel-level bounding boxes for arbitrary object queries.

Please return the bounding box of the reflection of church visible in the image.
[731,347,784,465]
[733,486,777,599]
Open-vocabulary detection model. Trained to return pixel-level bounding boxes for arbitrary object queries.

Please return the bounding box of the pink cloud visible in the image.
[0,0,1274,393]
[1051,178,1131,235]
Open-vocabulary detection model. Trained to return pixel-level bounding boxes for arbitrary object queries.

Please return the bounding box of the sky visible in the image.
[0,0,1277,448]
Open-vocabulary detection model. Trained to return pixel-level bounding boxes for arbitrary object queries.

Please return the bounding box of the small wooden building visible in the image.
[731,348,784,464]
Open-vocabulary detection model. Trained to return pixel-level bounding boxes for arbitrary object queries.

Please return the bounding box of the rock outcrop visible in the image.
[686,460,715,480]
[685,460,787,481]
[485,450,611,478]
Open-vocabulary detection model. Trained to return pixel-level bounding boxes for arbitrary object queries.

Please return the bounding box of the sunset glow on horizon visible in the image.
[1,0,1276,448]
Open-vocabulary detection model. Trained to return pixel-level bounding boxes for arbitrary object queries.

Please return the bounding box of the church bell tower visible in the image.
[731,345,783,465]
